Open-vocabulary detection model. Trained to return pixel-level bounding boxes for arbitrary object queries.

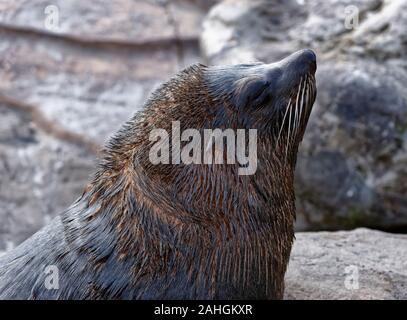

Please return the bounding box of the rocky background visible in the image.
[201,0,407,232]
[0,0,406,299]
[0,0,214,252]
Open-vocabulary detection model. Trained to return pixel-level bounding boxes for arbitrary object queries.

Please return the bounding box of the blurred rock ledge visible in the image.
[201,0,407,231]
[285,228,407,299]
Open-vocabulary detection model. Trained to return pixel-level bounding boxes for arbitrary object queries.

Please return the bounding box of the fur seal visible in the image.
[0,49,317,299]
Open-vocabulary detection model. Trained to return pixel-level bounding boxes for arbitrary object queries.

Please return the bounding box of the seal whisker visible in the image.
[285,95,294,161]
[304,75,312,125]
[292,78,303,146]
[304,77,310,124]
[292,89,301,141]
[293,78,301,141]
[276,98,291,150]
[307,75,313,115]
[297,78,306,138]
[304,73,316,128]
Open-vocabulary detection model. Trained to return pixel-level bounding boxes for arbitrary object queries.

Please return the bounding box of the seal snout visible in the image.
[299,49,317,74]
[278,49,317,78]
[290,49,317,75]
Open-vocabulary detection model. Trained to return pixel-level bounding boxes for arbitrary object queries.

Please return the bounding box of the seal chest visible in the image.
[0,49,317,300]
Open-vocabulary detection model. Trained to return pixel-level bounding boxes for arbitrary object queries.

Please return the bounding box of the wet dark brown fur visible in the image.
[0,50,317,299]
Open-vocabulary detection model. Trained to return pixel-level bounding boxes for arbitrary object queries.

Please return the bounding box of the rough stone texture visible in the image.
[0,104,95,252]
[0,0,215,251]
[202,0,407,231]
[0,0,217,43]
[285,228,407,299]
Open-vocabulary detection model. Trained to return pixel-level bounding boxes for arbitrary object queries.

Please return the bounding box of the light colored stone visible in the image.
[0,0,213,43]
[286,228,407,299]
[0,104,95,250]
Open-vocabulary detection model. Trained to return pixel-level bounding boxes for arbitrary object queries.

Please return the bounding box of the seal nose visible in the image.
[297,49,317,74]
[280,49,317,76]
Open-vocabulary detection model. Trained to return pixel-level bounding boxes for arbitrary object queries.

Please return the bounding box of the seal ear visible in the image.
[233,76,270,110]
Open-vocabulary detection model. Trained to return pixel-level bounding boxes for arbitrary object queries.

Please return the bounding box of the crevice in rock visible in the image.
[0,23,199,53]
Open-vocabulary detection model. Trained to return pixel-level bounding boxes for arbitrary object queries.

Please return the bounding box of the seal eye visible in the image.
[233,77,270,110]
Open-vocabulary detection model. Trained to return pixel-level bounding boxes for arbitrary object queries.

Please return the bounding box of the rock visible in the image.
[0,0,211,146]
[296,61,407,230]
[0,103,96,251]
[0,0,215,43]
[201,0,407,230]
[285,228,407,299]
[0,0,215,251]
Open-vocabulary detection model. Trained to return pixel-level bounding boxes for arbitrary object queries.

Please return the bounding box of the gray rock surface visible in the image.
[0,0,214,251]
[0,103,95,251]
[0,0,216,43]
[286,228,407,299]
[202,0,407,231]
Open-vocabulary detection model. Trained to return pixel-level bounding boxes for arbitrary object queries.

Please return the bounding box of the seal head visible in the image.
[204,49,317,160]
